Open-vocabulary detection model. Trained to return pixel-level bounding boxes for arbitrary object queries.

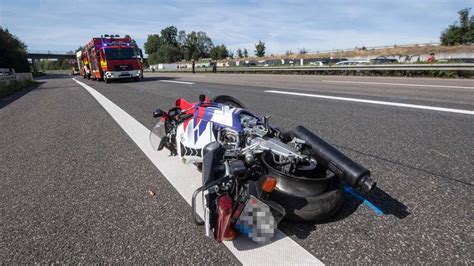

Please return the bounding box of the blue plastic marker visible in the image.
[343,185,384,215]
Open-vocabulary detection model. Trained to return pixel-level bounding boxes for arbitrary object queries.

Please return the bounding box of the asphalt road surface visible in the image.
[1,73,472,264]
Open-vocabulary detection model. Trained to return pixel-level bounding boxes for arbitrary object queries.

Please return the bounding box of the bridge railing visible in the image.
[27,50,75,55]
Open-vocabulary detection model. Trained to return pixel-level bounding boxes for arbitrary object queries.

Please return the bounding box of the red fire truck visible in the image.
[78,35,143,83]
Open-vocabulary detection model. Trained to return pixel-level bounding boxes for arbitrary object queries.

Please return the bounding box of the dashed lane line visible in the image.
[322,80,474,90]
[265,90,474,115]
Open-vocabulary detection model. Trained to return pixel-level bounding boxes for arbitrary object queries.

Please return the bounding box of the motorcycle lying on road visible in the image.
[150,95,376,244]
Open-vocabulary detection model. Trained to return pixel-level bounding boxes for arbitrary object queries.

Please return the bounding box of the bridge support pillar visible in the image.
[31,59,38,73]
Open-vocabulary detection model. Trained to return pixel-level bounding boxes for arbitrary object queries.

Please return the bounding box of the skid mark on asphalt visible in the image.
[322,80,474,90]
[265,90,474,115]
[72,78,322,265]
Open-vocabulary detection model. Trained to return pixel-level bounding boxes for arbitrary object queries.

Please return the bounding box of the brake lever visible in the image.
[178,113,193,122]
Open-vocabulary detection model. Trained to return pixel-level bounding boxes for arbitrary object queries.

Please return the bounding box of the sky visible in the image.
[0,0,472,55]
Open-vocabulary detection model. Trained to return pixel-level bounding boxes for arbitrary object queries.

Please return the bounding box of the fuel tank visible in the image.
[175,102,241,163]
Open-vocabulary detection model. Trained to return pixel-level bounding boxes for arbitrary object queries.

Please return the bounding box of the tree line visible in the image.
[0,27,74,72]
[144,26,267,64]
[1,8,473,72]
[0,27,30,72]
[37,59,73,71]
[440,8,474,45]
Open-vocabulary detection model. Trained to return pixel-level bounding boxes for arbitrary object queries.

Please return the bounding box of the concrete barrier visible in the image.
[0,68,33,84]
[14,73,33,82]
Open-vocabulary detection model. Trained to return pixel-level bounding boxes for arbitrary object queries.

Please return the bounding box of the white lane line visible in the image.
[265,90,474,115]
[322,80,474,90]
[72,78,322,265]
[160,80,195,85]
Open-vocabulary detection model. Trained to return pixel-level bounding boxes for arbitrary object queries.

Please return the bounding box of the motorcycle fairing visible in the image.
[175,98,253,163]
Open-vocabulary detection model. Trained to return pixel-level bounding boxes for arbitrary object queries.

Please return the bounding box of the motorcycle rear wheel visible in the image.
[262,153,344,222]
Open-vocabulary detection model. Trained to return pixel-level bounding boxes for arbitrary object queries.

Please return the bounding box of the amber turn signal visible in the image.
[262,176,277,193]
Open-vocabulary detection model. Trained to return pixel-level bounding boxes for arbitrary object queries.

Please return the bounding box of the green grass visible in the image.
[0,80,37,99]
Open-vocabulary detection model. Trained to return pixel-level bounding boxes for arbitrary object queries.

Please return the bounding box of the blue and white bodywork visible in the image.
[176,103,258,164]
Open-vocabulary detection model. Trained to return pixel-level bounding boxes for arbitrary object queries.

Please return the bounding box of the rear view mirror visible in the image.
[153,108,165,118]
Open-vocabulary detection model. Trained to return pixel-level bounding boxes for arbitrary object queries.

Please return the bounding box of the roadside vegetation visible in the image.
[0,79,37,99]
[254,41,266,57]
[1,26,75,72]
[145,26,216,64]
[147,8,473,65]
[264,44,474,61]
[440,8,474,45]
[144,26,267,65]
[0,27,29,72]
[0,27,38,99]
[232,8,473,62]
[36,58,73,71]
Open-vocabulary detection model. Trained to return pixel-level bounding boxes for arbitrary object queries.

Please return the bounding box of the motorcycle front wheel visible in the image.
[213,95,248,109]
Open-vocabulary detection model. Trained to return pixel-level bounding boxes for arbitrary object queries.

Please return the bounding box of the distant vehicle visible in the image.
[256,60,269,67]
[69,58,80,75]
[78,35,144,83]
[326,58,347,64]
[75,51,85,77]
[335,60,370,66]
[445,58,474,63]
[309,61,324,66]
[0,68,15,81]
[70,67,80,76]
[370,56,398,64]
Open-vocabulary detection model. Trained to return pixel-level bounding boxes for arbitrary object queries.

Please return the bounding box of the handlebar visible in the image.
[191,176,229,225]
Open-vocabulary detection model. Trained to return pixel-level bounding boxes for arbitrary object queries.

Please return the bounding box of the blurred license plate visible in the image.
[234,196,276,243]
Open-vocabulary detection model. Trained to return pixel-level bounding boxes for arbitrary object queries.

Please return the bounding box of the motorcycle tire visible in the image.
[269,174,344,222]
[262,153,344,222]
[212,95,248,109]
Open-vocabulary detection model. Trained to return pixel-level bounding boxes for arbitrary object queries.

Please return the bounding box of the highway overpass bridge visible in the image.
[27,50,76,72]
[27,50,76,60]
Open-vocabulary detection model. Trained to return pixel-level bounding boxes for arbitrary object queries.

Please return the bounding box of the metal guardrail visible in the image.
[151,63,474,73]
[0,76,16,82]
[0,68,16,82]
[0,74,33,83]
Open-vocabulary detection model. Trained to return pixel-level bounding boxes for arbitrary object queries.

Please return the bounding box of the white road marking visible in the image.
[265,90,474,115]
[72,78,323,265]
[160,80,195,85]
[322,80,474,90]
